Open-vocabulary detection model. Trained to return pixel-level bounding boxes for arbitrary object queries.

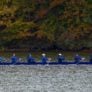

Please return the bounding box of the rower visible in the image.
[27,54,35,64]
[11,53,18,64]
[57,53,65,63]
[41,53,48,64]
[74,54,82,63]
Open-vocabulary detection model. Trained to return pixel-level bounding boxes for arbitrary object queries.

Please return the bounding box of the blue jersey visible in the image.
[41,56,48,64]
[57,55,65,62]
[11,56,17,64]
[27,56,35,63]
[74,55,81,62]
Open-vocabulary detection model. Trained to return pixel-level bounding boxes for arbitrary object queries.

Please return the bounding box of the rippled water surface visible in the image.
[0,65,92,92]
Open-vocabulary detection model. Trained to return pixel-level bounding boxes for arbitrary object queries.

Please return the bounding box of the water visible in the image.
[0,65,92,92]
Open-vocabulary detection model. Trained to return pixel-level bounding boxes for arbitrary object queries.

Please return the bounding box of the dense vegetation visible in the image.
[0,0,92,51]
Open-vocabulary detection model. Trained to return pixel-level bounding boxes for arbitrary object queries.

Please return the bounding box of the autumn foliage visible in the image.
[0,0,92,51]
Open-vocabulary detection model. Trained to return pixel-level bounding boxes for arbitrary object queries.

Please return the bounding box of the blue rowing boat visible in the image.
[0,61,92,65]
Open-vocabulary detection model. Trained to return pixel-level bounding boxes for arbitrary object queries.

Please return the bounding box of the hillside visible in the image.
[0,0,92,51]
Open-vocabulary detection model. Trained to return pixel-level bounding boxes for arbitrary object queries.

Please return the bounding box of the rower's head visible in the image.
[76,54,79,56]
[42,53,46,57]
[58,53,62,56]
[29,54,32,57]
[13,53,16,56]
